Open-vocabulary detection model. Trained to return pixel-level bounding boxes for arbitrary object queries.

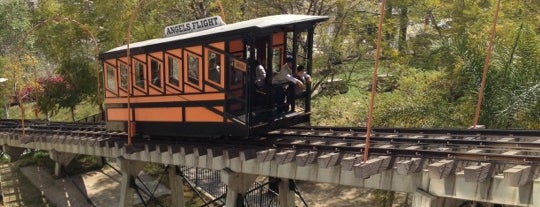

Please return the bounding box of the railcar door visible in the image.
[225,56,248,124]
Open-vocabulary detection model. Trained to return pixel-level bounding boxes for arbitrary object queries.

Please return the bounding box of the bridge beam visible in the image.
[168,165,185,207]
[117,156,146,207]
[412,188,463,207]
[49,149,76,177]
[221,168,258,207]
[2,145,25,162]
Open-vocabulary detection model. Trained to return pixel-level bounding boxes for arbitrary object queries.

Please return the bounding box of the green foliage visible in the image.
[34,76,67,120]
[15,150,55,171]
[57,56,97,121]
[479,24,540,128]
[1,0,539,130]
[0,0,32,55]
[372,68,468,128]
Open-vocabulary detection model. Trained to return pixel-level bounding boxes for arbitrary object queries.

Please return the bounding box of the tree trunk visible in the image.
[70,107,75,122]
[385,190,395,207]
[385,4,393,41]
[398,7,408,52]
[3,104,8,119]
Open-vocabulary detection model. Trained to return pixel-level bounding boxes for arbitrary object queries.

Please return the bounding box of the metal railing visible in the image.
[180,167,282,207]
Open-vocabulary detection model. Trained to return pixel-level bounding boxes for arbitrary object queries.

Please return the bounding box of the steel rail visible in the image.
[285,126,540,137]
[1,121,539,165]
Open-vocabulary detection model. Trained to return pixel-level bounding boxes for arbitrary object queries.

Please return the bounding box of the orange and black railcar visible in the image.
[99,14,328,137]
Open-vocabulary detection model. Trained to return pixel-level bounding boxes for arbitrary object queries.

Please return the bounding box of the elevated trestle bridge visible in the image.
[0,119,539,207]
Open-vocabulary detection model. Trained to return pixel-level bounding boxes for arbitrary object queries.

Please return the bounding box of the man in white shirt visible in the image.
[272,56,304,89]
[272,56,304,113]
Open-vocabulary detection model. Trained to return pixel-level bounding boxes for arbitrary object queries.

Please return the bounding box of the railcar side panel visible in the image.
[185,107,223,122]
[107,108,129,121]
[209,42,225,50]
[135,107,182,122]
[229,39,244,57]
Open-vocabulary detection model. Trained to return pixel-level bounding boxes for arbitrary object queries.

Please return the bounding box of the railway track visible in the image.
[266,126,540,164]
[1,120,540,165]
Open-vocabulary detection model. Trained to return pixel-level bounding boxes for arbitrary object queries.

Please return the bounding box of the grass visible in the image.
[5,99,100,122]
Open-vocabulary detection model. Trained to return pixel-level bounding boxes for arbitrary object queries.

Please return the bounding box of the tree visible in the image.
[34,76,65,120]
[0,0,32,55]
[57,56,96,121]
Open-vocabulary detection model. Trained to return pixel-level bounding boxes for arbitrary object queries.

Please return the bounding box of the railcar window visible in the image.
[230,58,245,86]
[135,61,145,88]
[119,63,128,89]
[230,68,243,86]
[167,56,180,87]
[106,65,117,92]
[246,45,251,59]
[150,59,161,87]
[187,54,199,85]
[208,51,221,84]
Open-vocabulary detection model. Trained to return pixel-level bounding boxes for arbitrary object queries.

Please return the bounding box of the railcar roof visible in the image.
[102,14,328,56]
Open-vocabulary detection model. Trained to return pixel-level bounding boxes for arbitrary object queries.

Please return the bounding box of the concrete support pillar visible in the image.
[96,156,106,168]
[2,145,24,162]
[117,156,146,207]
[168,165,185,207]
[533,178,540,206]
[278,179,295,207]
[221,168,258,207]
[412,188,436,207]
[49,149,76,177]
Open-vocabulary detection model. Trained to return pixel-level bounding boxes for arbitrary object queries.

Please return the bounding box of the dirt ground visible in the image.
[1,163,410,207]
[0,164,170,207]
[296,181,411,207]
[296,182,376,207]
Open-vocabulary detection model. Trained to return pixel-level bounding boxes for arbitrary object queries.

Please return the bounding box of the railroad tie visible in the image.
[340,154,362,171]
[396,158,425,175]
[208,148,223,157]
[353,156,392,179]
[428,159,456,179]
[295,151,318,166]
[275,150,296,165]
[20,134,34,144]
[256,149,276,162]
[239,149,256,161]
[503,165,535,187]
[317,152,340,168]
[224,148,242,162]
[464,162,494,183]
